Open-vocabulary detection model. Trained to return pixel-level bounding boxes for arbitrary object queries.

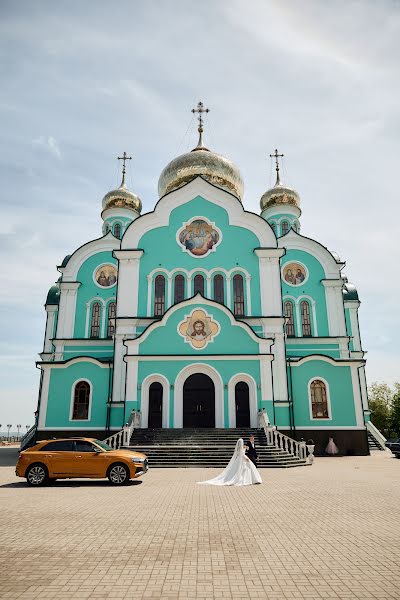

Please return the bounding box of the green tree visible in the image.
[389,390,400,436]
[368,382,393,436]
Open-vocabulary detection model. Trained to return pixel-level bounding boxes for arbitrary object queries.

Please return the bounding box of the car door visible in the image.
[39,440,76,476]
[73,440,107,477]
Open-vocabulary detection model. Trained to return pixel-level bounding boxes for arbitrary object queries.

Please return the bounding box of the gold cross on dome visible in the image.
[270,148,284,185]
[117,151,132,185]
[191,101,210,150]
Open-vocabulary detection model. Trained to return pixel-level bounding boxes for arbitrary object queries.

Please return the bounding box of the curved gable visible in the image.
[60,232,120,282]
[279,229,344,278]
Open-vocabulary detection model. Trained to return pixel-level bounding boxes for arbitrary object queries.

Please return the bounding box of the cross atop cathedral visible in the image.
[118,151,132,186]
[191,101,210,150]
[270,148,284,185]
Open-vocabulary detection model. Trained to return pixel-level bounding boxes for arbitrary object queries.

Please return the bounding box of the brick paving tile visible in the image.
[1,452,400,599]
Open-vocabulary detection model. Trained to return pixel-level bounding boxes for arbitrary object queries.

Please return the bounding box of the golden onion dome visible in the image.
[260,181,300,212]
[158,146,244,200]
[102,181,142,215]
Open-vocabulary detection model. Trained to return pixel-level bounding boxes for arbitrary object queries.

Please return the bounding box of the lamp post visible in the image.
[16,424,21,439]
[7,424,12,441]
[25,425,30,432]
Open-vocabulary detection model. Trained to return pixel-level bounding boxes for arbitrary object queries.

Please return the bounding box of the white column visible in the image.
[346,300,362,350]
[245,274,252,316]
[167,274,173,308]
[226,275,232,309]
[114,250,143,317]
[321,279,346,336]
[43,305,57,353]
[359,366,369,413]
[112,334,127,404]
[350,366,365,427]
[125,357,139,407]
[254,248,285,315]
[271,332,288,401]
[56,282,81,338]
[38,368,51,429]
[147,275,152,316]
[206,274,211,298]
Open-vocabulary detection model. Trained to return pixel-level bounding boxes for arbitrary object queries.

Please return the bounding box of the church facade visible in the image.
[36,109,371,454]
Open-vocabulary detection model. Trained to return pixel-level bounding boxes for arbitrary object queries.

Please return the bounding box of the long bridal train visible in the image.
[198,438,262,486]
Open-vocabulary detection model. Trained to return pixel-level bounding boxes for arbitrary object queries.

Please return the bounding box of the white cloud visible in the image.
[32,135,61,159]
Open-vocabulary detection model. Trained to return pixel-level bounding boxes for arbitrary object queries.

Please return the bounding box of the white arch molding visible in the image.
[228,373,258,428]
[140,374,170,428]
[174,364,224,428]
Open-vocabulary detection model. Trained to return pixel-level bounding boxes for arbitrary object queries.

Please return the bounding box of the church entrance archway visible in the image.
[235,382,250,427]
[183,374,215,428]
[148,382,163,428]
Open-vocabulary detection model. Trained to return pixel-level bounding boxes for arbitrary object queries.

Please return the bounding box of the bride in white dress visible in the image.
[198,438,262,486]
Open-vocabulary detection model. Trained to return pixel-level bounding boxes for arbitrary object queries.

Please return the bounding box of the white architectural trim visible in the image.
[38,369,51,428]
[174,363,224,428]
[125,354,271,362]
[114,249,143,317]
[39,357,111,369]
[228,373,258,428]
[350,366,365,427]
[60,233,120,282]
[43,305,57,353]
[278,426,366,431]
[56,282,81,339]
[122,177,277,249]
[278,230,344,278]
[308,376,332,421]
[69,378,93,422]
[140,374,170,428]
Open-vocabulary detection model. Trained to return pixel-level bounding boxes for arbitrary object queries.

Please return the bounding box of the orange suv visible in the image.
[16,438,148,486]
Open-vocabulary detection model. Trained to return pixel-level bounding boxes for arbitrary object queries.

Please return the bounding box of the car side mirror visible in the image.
[93,448,102,454]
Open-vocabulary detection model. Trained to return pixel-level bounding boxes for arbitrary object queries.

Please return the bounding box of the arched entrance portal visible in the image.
[235,382,250,427]
[148,382,163,428]
[183,374,215,428]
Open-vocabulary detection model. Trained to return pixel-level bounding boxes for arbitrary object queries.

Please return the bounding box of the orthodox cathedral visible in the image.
[35,103,371,455]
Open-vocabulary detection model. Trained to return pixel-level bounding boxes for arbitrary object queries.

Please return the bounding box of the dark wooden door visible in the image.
[183,374,215,428]
[235,382,250,427]
[148,382,163,428]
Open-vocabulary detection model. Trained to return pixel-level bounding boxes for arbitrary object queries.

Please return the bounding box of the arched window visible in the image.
[174,274,185,304]
[107,302,116,338]
[233,274,245,316]
[281,221,289,236]
[213,274,224,304]
[154,275,165,316]
[114,223,121,239]
[72,381,90,420]
[284,301,295,337]
[310,379,329,418]
[194,274,205,295]
[301,300,312,336]
[90,302,101,338]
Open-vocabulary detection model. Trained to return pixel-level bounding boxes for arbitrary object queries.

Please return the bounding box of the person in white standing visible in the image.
[198,438,262,486]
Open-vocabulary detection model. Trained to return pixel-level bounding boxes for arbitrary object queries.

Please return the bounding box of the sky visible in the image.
[0,0,399,426]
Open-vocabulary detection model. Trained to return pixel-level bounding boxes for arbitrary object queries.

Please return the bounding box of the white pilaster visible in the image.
[321,279,346,336]
[346,300,362,351]
[350,366,365,427]
[43,305,57,353]
[226,275,232,309]
[38,368,51,429]
[112,334,127,404]
[56,282,81,338]
[114,250,143,317]
[245,274,252,316]
[272,332,288,402]
[167,275,173,308]
[254,248,285,315]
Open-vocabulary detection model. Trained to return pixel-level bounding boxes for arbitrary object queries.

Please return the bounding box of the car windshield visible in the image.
[93,439,113,452]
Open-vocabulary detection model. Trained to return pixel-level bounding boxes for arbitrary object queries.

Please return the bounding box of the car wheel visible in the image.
[26,463,49,487]
[108,463,130,486]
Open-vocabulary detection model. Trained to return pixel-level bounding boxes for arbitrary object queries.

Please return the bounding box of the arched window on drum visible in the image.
[174,274,185,304]
[154,275,166,316]
[300,300,312,336]
[113,223,121,239]
[281,221,289,236]
[310,379,330,419]
[284,301,295,337]
[213,274,224,304]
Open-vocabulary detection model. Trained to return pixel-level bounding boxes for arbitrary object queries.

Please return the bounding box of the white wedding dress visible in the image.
[198,438,262,486]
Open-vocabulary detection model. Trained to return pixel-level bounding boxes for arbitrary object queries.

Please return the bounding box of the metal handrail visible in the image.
[19,425,37,451]
[366,421,387,450]
[258,411,307,460]
[104,410,141,449]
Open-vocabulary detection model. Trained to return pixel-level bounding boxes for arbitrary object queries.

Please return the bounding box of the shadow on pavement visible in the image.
[0,448,19,467]
[0,478,143,489]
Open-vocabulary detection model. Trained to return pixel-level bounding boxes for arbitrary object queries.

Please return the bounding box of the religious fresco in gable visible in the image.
[282,262,307,286]
[178,308,220,349]
[94,264,118,288]
[178,218,221,257]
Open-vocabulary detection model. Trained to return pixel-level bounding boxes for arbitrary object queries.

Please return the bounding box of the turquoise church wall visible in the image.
[136,196,262,315]
[45,362,111,428]
[290,360,356,427]
[281,249,329,337]
[74,251,118,339]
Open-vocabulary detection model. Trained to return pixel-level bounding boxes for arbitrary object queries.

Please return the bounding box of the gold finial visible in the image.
[270,148,284,186]
[117,151,132,187]
[191,101,210,150]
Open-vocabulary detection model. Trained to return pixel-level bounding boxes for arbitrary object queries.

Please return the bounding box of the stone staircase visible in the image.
[126,428,308,468]
[368,432,385,451]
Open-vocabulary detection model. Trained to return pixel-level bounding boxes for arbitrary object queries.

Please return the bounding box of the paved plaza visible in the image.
[0,450,399,600]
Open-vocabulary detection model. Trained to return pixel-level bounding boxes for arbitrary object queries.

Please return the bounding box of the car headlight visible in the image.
[131,457,145,463]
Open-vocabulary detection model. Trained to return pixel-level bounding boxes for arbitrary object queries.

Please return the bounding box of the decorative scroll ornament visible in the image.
[178,308,220,349]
